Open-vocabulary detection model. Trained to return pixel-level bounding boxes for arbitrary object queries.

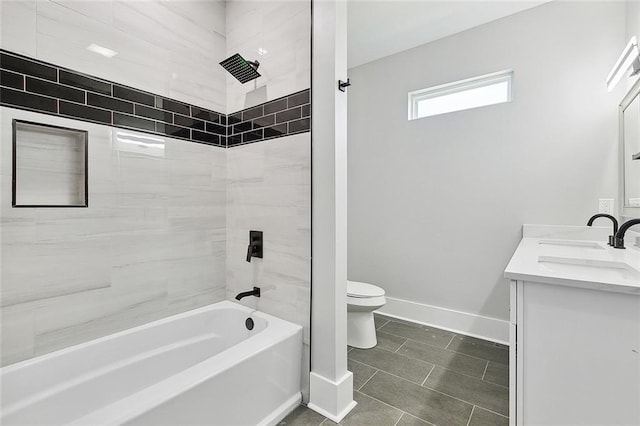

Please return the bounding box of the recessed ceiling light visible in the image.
[258,47,268,56]
[87,43,118,58]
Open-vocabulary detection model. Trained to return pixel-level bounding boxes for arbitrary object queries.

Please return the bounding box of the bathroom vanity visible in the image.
[504,225,640,426]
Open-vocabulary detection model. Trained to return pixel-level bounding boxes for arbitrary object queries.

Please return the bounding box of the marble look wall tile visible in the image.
[1,236,113,307]
[50,0,114,26]
[162,0,226,37]
[0,302,35,366]
[225,0,311,113]
[32,282,169,356]
[1,108,227,366]
[0,1,37,57]
[0,0,226,113]
[226,133,311,340]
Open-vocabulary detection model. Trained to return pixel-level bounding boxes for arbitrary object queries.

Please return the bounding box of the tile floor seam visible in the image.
[481,361,489,380]
[348,355,434,385]
[393,413,404,426]
[472,406,510,419]
[421,364,435,386]
[357,368,379,391]
[377,329,499,364]
[466,405,476,426]
[419,382,486,410]
[422,363,508,386]
[399,412,437,426]
[391,345,497,379]
[360,373,473,425]
[369,344,406,355]
[351,346,437,369]
[359,368,451,399]
[394,339,408,353]
[445,334,456,349]
[355,390,433,426]
[376,319,390,330]
[481,377,509,390]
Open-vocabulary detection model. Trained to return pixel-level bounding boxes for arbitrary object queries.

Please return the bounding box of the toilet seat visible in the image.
[347,281,385,298]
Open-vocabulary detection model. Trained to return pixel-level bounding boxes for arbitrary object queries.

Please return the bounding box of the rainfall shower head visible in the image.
[220,53,261,84]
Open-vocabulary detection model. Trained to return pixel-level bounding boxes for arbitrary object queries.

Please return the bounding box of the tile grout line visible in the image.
[394,339,408,353]
[358,367,441,396]
[353,351,508,421]
[377,327,507,365]
[420,382,508,417]
[481,361,489,380]
[357,391,435,426]
[359,336,504,384]
[466,405,476,426]
[472,406,510,419]
[351,352,435,379]
[421,364,435,386]
[376,319,390,330]
[397,412,437,426]
[445,334,456,349]
[393,412,405,426]
[357,368,379,391]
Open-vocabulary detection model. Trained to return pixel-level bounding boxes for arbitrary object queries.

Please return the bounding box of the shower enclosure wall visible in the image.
[0,0,311,402]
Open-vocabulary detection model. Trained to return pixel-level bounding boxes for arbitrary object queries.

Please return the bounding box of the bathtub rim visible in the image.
[0,300,294,374]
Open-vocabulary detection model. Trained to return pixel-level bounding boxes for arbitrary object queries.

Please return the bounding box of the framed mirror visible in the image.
[619,78,640,219]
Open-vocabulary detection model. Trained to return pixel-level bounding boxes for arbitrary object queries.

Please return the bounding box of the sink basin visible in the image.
[538,239,604,250]
[538,256,640,282]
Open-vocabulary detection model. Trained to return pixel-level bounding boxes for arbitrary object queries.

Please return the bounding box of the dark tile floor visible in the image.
[280,314,509,426]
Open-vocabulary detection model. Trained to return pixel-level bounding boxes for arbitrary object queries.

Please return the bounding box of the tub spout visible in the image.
[235,287,261,300]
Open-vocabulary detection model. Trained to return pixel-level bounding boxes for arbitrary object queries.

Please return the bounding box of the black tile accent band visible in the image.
[0,49,311,148]
[226,90,311,147]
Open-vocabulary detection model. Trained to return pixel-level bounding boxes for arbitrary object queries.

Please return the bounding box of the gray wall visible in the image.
[347,1,624,321]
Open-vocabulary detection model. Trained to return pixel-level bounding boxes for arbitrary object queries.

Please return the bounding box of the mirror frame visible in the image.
[619,77,640,220]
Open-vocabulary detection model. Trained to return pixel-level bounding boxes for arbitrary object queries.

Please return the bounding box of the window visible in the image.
[408,70,513,120]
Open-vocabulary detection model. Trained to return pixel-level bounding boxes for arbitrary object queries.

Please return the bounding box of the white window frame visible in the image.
[408,69,514,120]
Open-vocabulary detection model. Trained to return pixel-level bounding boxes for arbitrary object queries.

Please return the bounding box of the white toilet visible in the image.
[347,280,386,349]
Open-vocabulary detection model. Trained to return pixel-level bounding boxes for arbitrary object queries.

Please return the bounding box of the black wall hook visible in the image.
[338,79,351,92]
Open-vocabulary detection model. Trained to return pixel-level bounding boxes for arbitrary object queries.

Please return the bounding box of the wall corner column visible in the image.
[308,0,355,422]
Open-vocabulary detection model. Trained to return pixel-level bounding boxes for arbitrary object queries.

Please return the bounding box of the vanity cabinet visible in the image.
[509,279,640,426]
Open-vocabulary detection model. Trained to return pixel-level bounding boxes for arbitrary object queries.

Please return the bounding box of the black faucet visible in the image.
[587,214,619,246]
[613,218,640,249]
[235,287,261,300]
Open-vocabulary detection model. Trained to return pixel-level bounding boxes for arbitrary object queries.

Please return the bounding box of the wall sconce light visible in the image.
[606,36,640,92]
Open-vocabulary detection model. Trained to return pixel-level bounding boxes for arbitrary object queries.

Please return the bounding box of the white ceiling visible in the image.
[347,0,551,68]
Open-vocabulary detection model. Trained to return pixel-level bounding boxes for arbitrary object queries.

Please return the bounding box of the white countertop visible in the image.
[505,225,640,295]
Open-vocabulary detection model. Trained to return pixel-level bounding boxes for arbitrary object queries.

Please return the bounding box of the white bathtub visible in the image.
[0,301,303,425]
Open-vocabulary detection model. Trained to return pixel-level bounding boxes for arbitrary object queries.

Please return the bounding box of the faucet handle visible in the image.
[246,244,254,262]
[246,230,263,262]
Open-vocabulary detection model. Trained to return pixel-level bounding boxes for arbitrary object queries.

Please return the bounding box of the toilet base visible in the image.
[347,311,378,349]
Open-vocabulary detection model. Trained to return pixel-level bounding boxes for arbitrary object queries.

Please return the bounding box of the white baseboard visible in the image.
[378,296,509,345]
[308,371,357,423]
